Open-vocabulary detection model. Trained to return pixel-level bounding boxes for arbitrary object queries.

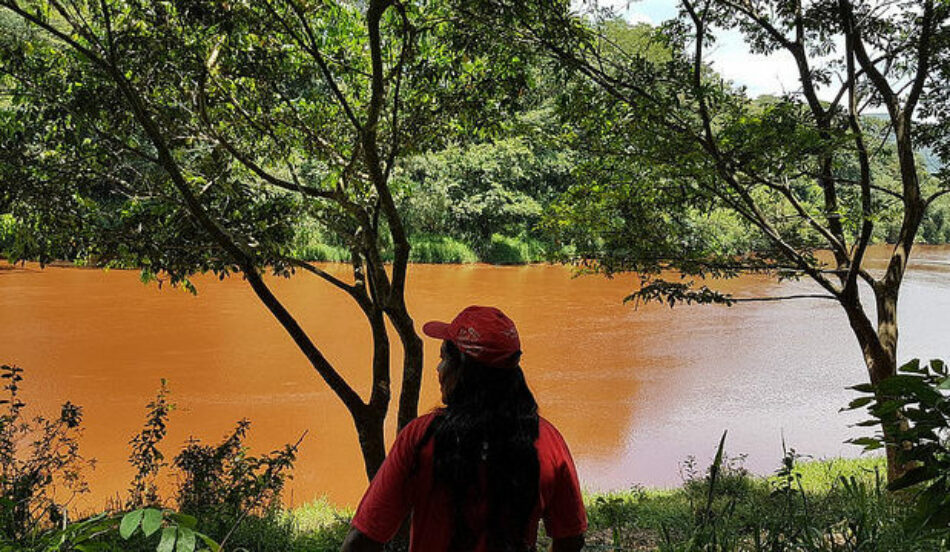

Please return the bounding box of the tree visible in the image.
[0,0,528,480]
[465,0,950,481]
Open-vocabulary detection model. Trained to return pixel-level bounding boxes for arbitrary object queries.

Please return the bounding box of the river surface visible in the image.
[2,245,949,511]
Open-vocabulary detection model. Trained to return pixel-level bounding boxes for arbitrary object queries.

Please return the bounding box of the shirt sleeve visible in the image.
[542,427,588,539]
[351,418,425,543]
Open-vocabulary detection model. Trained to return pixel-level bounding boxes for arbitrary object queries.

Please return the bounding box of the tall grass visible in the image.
[480,233,546,264]
[409,235,478,264]
[276,453,943,552]
[580,453,945,551]
[291,220,351,262]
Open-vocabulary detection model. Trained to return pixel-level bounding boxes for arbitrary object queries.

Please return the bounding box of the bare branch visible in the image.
[925,188,950,207]
[731,294,838,303]
[283,257,361,298]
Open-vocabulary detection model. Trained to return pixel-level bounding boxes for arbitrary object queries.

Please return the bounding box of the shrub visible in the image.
[409,235,478,264]
[292,242,351,263]
[127,380,174,509]
[480,233,546,264]
[291,219,351,262]
[847,358,950,533]
[0,215,17,256]
[173,419,299,517]
[0,365,91,543]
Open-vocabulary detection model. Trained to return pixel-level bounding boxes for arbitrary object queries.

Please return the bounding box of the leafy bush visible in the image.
[127,380,173,509]
[847,358,950,533]
[580,432,945,551]
[118,384,303,551]
[291,219,351,263]
[117,508,220,552]
[174,419,299,517]
[480,233,546,264]
[0,215,17,256]
[0,365,91,543]
[408,235,478,264]
[292,242,351,263]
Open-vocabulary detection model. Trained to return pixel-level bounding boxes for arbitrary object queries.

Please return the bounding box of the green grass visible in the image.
[773,455,887,493]
[409,235,478,264]
[480,233,547,264]
[285,498,352,552]
[293,242,351,262]
[291,219,351,262]
[286,497,353,535]
[264,455,947,552]
[577,454,945,551]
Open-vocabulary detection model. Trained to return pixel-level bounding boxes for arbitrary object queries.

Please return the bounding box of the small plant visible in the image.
[173,420,301,517]
[0,364,92,543]
[846,358,950,533]
[127,380,174,510]
[658,431,746,551]
[119,508,220,552]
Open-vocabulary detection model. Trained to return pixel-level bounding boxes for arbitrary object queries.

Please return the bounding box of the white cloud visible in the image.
[706,30,803,98]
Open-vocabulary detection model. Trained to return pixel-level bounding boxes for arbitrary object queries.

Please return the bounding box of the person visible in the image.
[341,306,586,552]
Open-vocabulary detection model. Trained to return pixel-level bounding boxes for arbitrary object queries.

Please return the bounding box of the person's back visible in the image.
[341,306,586,552]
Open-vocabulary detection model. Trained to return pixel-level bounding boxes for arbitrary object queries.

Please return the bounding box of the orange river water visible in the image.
[2,245,949,512]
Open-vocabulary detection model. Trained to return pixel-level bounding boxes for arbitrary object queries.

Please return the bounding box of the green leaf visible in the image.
[937,376,950,390]
[197,533,222,552]
[176,527,196,552]
[168,512,197,529]
[846,396,874,409]
[899,358,922,373]
[142,508,163,537]
[157,527,177,552]
[75,544,110,552]
[847,437,882,450]
[888,466,934,491]
[120,509,144,539]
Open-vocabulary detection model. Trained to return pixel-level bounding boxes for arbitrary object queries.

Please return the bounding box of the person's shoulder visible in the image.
[537,416,570,448]
[399,411,441,442]
[538,416,565,438]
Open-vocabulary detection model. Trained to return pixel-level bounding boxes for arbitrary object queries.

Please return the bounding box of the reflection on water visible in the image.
[2,245,948,509]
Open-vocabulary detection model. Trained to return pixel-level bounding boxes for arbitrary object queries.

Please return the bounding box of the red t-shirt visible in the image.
[352,413,587,551]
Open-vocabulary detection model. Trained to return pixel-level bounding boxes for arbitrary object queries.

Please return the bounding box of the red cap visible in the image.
[422,306,522,369]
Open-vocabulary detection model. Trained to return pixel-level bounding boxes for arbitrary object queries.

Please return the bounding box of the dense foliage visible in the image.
[0,365,90,544]
[847,358,950,532]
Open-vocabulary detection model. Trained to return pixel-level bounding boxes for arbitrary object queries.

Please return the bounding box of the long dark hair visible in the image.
[422,341,540,551]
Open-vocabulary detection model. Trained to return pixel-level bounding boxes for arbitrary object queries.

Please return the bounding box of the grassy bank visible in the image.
[291,229,551,265]
[224,455,943,552]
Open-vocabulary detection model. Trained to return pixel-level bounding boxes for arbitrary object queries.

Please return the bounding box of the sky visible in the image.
[583,0,806,99]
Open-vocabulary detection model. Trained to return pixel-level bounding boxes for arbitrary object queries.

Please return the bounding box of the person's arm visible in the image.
[551,534,584,552]
[340,527,384,552]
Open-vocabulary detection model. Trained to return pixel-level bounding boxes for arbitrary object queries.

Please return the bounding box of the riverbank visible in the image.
[292,232,553,265]
[196,455,944,552]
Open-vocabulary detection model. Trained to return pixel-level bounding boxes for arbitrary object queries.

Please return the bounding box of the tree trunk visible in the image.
[840,292,906,482]
[354,411,387,481]
[388,306,424,431]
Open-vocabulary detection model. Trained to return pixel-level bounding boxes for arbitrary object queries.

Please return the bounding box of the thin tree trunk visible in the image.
[354,412,387,481]
[389,307,424,431]
[840,293,906,482]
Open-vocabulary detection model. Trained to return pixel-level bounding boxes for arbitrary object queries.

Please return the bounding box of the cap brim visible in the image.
[422,321,452,340]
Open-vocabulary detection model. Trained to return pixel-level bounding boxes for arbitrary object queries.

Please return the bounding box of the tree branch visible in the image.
[731,294,838,303]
